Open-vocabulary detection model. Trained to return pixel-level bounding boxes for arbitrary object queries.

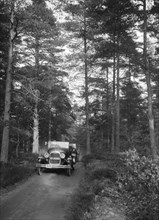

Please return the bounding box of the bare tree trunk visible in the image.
[32,38,40,154]
[156,80,159,150]
[15,120,20,157]
[111,56,116,153]
[48,109,52,142]
[32,90,39,153]
[116,49,120,153]
[143,0,157,159]
[156,112,159,150]
[15,138,20,157]
[84,5,90,154]
[48,90,52,143]
[106,67,110,150]
[1,2,15,163]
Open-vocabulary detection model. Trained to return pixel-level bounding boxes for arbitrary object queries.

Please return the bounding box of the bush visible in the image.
[66,152,124,220]
[118,149,159,220]
[88,167,117,182]
[9,152,38,165]
[81,153,106,168]
[0,162,35,188]
[66,154,117,220]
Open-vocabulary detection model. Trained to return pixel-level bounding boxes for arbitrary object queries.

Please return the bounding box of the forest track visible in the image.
[0,162,84,220]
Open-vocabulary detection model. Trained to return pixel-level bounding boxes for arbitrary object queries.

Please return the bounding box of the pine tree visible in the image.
[85,0,135,153]
[18,0,58,153]
[120,80,145,149]
[1,1,17,162]
[62,0,91,154]
[131,0,157,159]
[0,0,9,124]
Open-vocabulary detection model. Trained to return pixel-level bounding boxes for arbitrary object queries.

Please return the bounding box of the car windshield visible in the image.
[48,147,68,153]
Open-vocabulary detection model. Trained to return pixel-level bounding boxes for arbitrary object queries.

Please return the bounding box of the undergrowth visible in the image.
[0,153,37,188]
[118,149,159,220]
[66,153,120,220]
[67,150,159,220]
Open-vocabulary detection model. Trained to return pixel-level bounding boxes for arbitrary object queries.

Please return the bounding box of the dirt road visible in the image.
[0,163,84,220]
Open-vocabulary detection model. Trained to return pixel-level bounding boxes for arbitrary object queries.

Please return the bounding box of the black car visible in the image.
[36,146,74,176]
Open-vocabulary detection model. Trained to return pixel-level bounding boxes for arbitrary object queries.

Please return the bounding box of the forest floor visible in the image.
[79,155,127,220]
[90,196,125,220]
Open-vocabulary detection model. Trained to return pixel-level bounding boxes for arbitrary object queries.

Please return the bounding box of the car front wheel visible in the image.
[37,167,42,175]
[67,168,71,176]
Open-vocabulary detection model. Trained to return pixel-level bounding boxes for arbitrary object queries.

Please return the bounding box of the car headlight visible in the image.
[44,152,49,159]
[38,157,42,162]
[60,152,65,159]
[67,156,72,163]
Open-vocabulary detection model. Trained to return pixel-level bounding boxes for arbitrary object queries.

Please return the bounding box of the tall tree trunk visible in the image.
[116,47,120,153]
[143,0,157,159]
[48,109,52,142]
[32,90,39,153]
[48,90,52,143]
[111,55,116,153]
[84,4,90,154]
[156,79,159,150]
[106,67,110,150]
[32,38,40,154]
[1,2,15,162]
[15,120,20,158]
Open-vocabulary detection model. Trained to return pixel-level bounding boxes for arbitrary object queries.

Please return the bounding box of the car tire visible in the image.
[37,167,42,175]
[72,164,75,170]
[67,168,71,176]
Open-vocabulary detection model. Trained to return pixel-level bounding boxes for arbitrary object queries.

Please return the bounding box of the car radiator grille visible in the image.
[50,159,60,164]
[50,153,60,158]
[49,153,60,164]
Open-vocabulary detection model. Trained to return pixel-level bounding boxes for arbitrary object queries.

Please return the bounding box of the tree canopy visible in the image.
[0,0,158,161]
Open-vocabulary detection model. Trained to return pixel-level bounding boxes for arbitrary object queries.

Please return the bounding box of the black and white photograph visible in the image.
[0,0,159,220]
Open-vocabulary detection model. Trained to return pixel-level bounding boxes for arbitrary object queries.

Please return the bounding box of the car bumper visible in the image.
[36,163,71,169]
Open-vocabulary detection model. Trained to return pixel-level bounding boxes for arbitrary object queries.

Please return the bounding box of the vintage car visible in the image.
[36,141,74,176]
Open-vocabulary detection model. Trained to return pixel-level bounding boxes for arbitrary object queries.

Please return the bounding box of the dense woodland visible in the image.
[0,0,159,163]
